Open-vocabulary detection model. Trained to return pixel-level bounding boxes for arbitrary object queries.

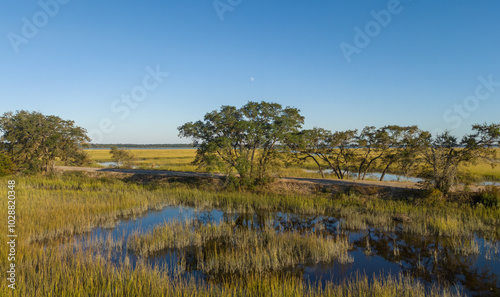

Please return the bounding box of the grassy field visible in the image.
[85,148,500,181]
[1,171,497,295]
[86,148,199,172]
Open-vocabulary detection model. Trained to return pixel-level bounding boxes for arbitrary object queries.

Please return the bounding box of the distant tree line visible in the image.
[88,143,197,149]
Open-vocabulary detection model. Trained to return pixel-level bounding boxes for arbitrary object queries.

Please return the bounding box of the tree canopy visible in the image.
[178,101,304,186]
[288,125,429,181]
[421,123,500,193]
[0,110,90,172]
[110,146,136,168]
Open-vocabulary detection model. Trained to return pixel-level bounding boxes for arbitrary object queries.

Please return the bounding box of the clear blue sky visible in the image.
[1,0,499,144]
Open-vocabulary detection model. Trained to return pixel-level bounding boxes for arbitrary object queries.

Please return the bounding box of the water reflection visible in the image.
[351,229,499,296]
[67,206,498,296]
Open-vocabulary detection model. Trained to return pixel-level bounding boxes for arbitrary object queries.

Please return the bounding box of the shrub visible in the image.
[422,188,445,207]
[473,186,500,208]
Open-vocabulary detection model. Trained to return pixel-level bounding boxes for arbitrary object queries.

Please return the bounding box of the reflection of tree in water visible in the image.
[168,211,498,296]
[222,212,268,230]
[193,211,216,225]
[352,229,499,296]
[222,212,338,236]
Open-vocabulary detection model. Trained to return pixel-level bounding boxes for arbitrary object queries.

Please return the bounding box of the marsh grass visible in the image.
[0,172,496,295]
[3,172,498,249]
[2,236,462,297]
[127,220,353,276]
[484,239,500,260]
[450,237,480,256]
[11,174,178,244]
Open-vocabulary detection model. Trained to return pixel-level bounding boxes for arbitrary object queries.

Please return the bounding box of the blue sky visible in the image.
[1,0,499,143]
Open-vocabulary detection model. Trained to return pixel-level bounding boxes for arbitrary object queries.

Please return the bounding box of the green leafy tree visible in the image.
[421,123,500,193]
[326,130,358,179]
[0,111,90,172]
[286,128,331,178]
[288,128,358,180]
[110,146,136,168]
[355,126,390,180]
[377,126,429,181]
[178,101,304,186]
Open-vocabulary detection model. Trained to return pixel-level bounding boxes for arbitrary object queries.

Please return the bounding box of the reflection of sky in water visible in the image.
[305,169,422,182]
[87,206,224,241]
[481,180,500,186]
[305,169,500,186]
[69,205,499,296]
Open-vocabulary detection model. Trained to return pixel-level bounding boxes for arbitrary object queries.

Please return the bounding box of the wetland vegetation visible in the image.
[1,107,499,296]
[1,171,499,296]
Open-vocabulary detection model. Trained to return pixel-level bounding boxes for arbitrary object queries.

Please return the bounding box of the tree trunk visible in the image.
[308,154,324,178]
[380,163,392,181]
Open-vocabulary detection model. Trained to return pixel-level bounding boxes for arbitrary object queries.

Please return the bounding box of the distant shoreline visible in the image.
[86,147,196,150]
[87,144,197,149]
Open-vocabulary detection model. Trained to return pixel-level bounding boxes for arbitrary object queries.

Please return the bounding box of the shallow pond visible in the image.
[72,205,499,296]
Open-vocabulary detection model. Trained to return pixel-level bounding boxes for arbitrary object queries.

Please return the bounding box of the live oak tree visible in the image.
[377,125,429,181]
[286,128,331,178]
[288,128,358,180]
[324,130,358,179]
[356,126,388,180]
[178,101,304,186]
[421,123,500,193]
[0,110,90,172]
[289,125,429,181]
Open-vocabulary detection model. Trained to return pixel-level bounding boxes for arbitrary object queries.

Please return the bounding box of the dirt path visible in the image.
[55,166,420,190]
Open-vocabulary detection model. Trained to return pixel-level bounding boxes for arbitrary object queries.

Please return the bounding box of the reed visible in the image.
[0,172,485,295]
[1,237,461,296]
[127,220,353,276]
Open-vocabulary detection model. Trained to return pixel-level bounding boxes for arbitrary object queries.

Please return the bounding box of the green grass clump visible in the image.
[128,220,353,276]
